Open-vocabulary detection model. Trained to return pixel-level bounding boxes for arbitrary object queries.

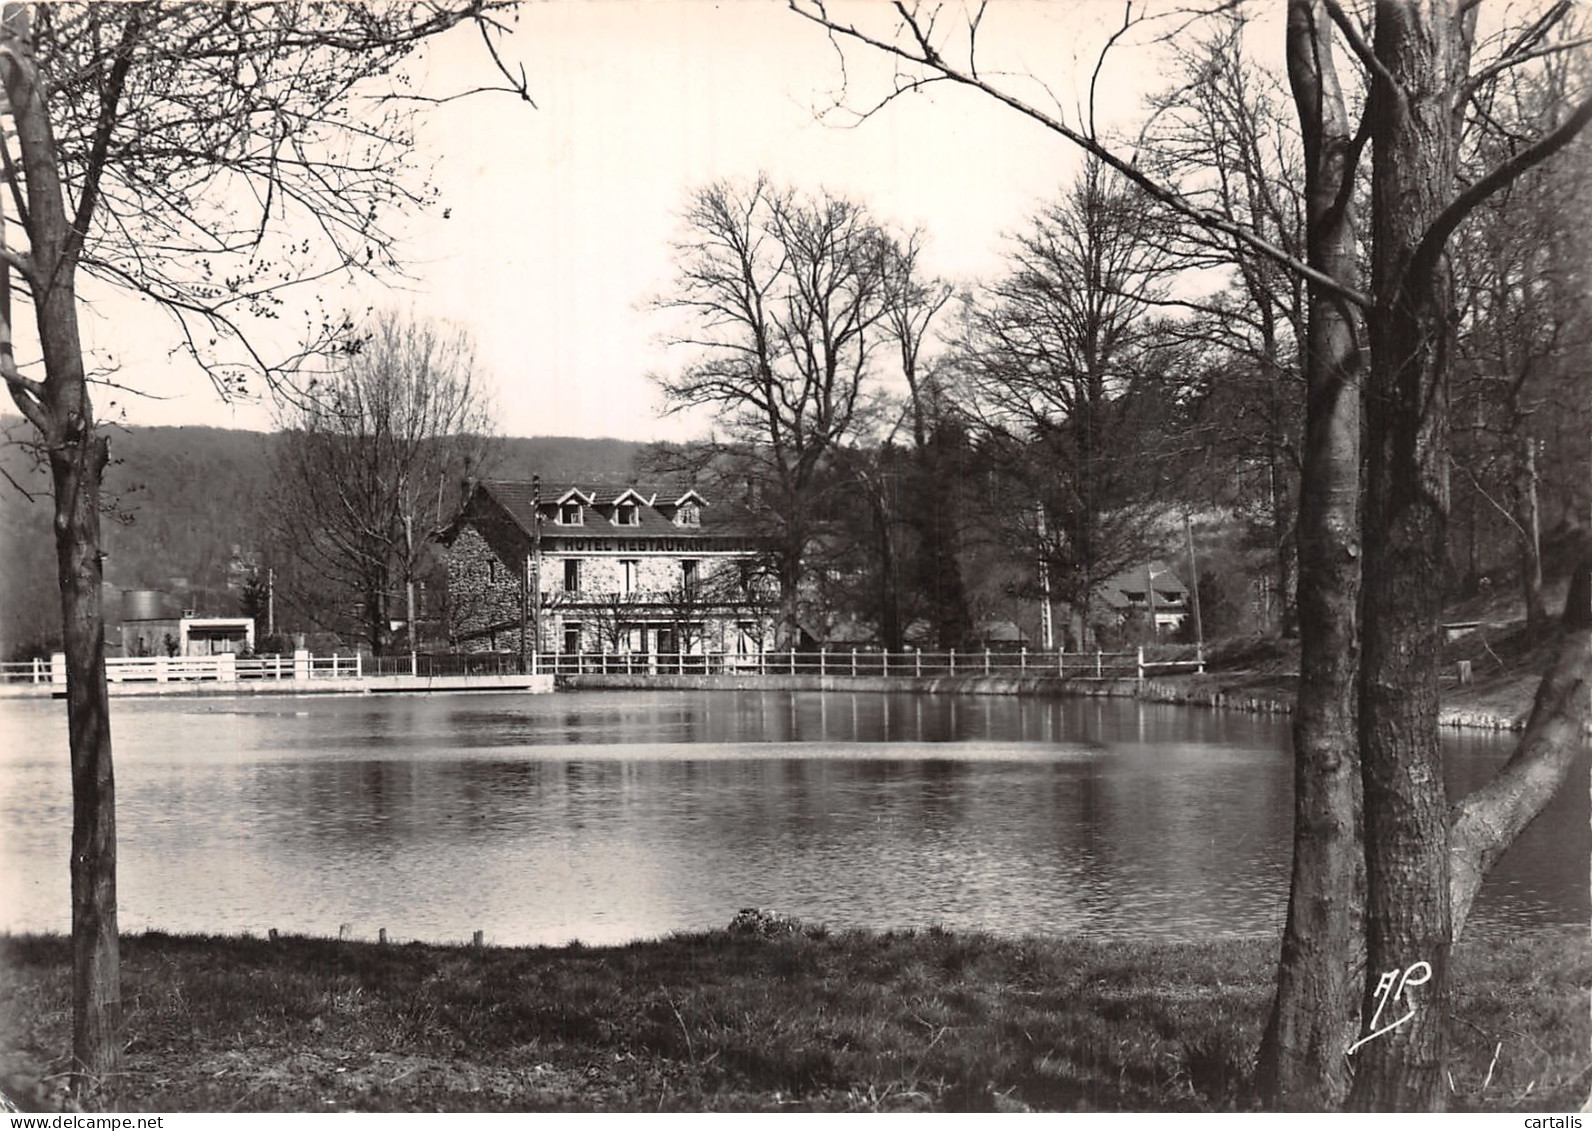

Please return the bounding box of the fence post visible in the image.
[851,648,857,677]
[882,651,888,676]
[155,656,169,683]
[950,649,956,674]
[1020,647,1026,672]
[51,652,67,687]
[217,651,236,684]
[790,650,796,675]
[1137,646,1145,684]
[984,648,990,674]
[1196,640,1205,674]
[411,651,417,679]
[356,652,363,679]
[1096,650,1102,678]
[1058,649,1064,678]
[915,649,921,678]
[819,647,826,676]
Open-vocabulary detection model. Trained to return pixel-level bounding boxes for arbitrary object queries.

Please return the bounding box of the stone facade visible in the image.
[444,524,529,652]
[440,479,777,655]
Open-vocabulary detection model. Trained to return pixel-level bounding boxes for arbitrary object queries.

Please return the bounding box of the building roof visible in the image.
[446,478,753,543]
[1098,561,1189,611]
[974,618,1028,643]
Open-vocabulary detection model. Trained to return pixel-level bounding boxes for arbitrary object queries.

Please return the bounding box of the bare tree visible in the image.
[0,2,527,1099]
[789,0,1592,1109]
[1452,57,1591,632]
[1144,14,1310,636]
[270,311,493,654]
[953,158,1188,647]
[881,232,969,649]
[655,177,894,646]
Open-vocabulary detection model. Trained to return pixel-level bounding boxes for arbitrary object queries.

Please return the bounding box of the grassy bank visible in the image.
[2,926,1586,1112]
[1176,617,1592,733]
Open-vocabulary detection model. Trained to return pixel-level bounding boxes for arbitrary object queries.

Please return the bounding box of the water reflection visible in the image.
[0,690,1584,945]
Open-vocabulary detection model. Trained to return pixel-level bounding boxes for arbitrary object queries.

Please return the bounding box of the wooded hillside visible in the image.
[0,421,646,658]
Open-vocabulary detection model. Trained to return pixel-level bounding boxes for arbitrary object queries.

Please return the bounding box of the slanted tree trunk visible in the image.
[1349,0,1473,1109]
[1257,0,1365,1108]
[1450,556,1592,940]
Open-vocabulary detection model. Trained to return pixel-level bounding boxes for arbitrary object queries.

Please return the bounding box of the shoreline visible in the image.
[558,669,1551,736]
[2,663,1555,738]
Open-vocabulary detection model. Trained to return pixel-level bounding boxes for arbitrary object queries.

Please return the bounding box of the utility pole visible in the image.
[1146,561,1159,641]
[404,512,417,666]
[266,566,275,637]
[1185,512,1204,656]
[530,475,543,675]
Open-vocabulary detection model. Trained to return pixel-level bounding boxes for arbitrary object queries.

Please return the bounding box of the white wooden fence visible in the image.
[530,645,1204,680]
[0,645,1204,687]
[0,651,363,686]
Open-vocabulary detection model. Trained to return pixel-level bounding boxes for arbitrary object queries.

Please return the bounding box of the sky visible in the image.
[90,1,1182,444]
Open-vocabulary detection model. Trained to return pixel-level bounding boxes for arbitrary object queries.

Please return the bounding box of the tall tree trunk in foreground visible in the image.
[52,428,121,1097]
[0,7,125,1096]
[1349,0,1473,1109]
[1257,0,1365,1108]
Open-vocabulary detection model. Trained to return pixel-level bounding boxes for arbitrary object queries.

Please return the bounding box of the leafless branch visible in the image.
[787,0,1375,311]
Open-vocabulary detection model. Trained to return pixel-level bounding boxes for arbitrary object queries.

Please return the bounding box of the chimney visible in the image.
[460,454,478,510]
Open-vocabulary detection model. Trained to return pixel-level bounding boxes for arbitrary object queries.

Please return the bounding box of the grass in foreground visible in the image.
[0,925,1586,1112]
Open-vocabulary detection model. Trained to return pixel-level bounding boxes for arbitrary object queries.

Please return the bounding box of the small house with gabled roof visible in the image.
[437,478,776,657]
[1097,561,1190,635]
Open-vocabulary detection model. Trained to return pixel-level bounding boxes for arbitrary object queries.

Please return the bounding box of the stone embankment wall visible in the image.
[558,672,1543,735]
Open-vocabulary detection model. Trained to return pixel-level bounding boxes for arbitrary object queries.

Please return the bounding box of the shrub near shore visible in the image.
[1,926,1585,1112]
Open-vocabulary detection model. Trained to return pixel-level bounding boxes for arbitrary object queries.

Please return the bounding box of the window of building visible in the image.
[560,502,583,525]
[564,559,581,593]
[563,623,582,654]
[616,503,639,526]
[621,560,638,594]
[677,502,700,526]
[488,559,498,585]
[681,559,699,592]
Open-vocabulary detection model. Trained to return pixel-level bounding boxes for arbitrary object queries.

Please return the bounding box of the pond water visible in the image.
[0,690,1585,946]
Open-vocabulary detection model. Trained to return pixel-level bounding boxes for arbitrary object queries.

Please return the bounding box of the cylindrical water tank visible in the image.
[122,589,165,621]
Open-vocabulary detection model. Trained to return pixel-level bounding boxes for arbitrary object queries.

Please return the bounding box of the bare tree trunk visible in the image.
[1349,0,1472,1109]
[779,536,804,649]
[870,484,903,652]
[1257,1,1365,1108]
[1269,366,1299,639]
[52,428,122,1099]
[1513,433,1548,632]
[1,9,124,1097]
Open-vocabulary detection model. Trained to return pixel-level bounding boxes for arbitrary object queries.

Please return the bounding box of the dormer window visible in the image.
[560,502,583,525]
[676,502,701,527]
[616,503,639,526]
